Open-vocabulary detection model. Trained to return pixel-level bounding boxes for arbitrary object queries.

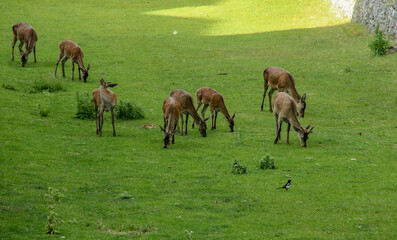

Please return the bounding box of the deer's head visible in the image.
[227,113,236,132]
[197,117,209,137]
[82,64,90,83]
[99,78,118,88]
[296,123,314,147]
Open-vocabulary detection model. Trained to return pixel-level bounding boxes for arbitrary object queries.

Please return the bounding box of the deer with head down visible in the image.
[54,40,90,82]
[11,22,38,67]
[261,67,306,117]
[194,87,235,132]
[160,97,181,148]
[273,92,313,147]
[92,78,117,137]
[170,89,208,137]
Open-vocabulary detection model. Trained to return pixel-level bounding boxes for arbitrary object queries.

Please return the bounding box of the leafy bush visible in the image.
[259,155,276,170]
[368,23,389,56]
[76,91,95,119]
[31,79,65,93]
[231,160,248,174]
[115,100,145,120]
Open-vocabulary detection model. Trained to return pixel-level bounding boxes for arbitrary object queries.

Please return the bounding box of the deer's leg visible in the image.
[179,113,184,136]
[61,57,68,78]
[286,123,291,144]
[18,41,24,55]
[184,113,189,135]
[112,109,116,137]
[274,114,280,144]
[11,36,17,61]
[268,88,275,113]
[71,60,75,81]
[78,66,82,80]
[99,109,104,137]
[95,105,99,135]
[54,52,65,77]
[214,111,218,129]
[172,123,177,144]
[261,84,269,111]
[210,106,215,130]
[33,46,36,63]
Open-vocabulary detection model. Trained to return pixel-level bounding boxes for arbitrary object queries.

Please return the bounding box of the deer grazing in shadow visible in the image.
[92,79,118,137]
[54,41,90,82]
[261,67,306,117]
[273,92,313,147]
[11,22,38,67]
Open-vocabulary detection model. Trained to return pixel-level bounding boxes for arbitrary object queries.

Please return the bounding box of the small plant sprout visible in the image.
[118,191,134,200]
[368,23,389,56]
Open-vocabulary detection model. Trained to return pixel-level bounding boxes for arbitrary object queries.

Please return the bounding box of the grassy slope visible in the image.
[0,0,396,239]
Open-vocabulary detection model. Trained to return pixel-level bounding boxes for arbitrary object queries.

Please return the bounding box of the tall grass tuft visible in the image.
[115,100,145,120]
[368,23,389,56]
[76,91,95,119]
[31,79,65,93]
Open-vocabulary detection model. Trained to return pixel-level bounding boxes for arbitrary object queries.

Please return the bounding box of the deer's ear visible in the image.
[232,113,236,119]
[309,126,314,133]
[87,64,90,71]
[160,126,165,132]
[109,83,118,88]
[204,117,210,122]
[301,93,306,101]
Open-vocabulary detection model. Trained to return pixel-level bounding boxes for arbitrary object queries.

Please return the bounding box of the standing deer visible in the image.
[261,67,306,117]
[273,92,314,147]
[11,22,38,67]
[170,89,208,137]
[160,97,181,148]
[92,78,117,137]
[194,87,235,132]
[54,41,90,82]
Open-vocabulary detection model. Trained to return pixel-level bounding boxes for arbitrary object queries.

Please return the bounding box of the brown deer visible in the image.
[54,41,90,82]
[261,67,306,117]
[160,97,181,148]
[170,89,208,137]
[11,22,38,67]
[194,87,235,132]
[92,78,117,137]
[273,92,313,147]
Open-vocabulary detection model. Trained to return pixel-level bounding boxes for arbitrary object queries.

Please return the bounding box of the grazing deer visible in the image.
[261,67,306,117]
[160,97,181,148]
[54,40,90,82]
[273,92,314,147]
[194,87,235,132]
[170,89,208,137]
[11,22,38,67]
[92,78,117,137]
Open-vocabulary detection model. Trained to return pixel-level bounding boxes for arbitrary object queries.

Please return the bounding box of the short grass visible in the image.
[1,0,396,239]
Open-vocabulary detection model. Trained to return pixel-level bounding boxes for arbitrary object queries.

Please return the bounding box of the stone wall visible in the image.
[352,0,397,39]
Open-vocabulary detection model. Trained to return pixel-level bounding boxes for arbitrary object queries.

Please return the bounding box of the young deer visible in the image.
[194,87,235,132]
[54,41,90,82]
[273,92,314,147]
[11,22,38,67]
[92,78,117,137]
[160,97,181,148]
[261,67,306,117]
[170,89,208,137]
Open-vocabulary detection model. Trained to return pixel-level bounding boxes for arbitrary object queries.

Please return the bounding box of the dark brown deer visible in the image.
[194,87,235,132]
[54,41,90,82]
[261,67,306,117]
[273,92,313,147]
[11,22,38,67]
[160,97,181,148]
[92,78,117,137]
[170,89,208,137]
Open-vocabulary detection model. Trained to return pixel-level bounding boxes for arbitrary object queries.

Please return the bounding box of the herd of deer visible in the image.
[11,22,314,148]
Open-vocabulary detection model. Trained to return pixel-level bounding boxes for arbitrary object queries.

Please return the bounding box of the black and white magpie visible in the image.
[276,180,291,191]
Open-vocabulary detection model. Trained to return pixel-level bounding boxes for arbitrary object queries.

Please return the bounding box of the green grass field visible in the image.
[1,0,396,239]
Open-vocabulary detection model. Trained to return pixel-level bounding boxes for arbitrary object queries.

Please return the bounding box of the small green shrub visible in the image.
[259,155,276,170]
[368,23,389,56]
[2,83,16,91]
[231,160,248,174]
[118,191,134,200]
[115,100,145,120]
[44,187,64,235]
[76,91,95,119]
[31,79,65,93]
